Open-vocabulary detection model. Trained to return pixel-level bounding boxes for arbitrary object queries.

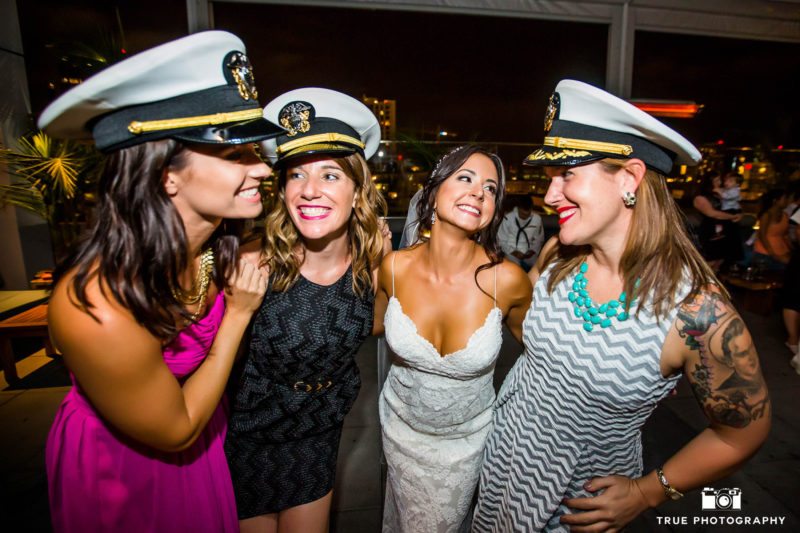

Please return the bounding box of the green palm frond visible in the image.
[0,132,95,201]
[0,184,47,218]
[0,131,101,226]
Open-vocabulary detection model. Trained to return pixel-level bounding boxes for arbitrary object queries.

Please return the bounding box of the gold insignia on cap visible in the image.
[226,52,258,101]
[544,92,560,133]
[279,102,313,137]
[526,148,592,162]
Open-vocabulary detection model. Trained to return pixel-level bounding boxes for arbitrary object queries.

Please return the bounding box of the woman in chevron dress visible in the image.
[473,80,771,532]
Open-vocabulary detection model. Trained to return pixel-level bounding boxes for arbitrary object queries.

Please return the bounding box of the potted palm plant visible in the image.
[0,131,102,261]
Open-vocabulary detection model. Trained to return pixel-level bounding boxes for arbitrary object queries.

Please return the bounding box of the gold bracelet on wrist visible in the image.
[656,467,684,501]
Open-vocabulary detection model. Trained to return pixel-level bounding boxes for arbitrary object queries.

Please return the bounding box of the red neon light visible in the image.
[629,101,702,118]
[744,163,753,170]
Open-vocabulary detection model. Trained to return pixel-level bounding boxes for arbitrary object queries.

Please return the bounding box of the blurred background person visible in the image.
[753,188,791,272]
[783,195,800,369]
[719,172,742,214]
[692,172,742,272]
[497,195,544,272]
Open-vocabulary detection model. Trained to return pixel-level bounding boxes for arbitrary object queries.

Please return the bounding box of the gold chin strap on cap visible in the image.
[277,133,365,155]
[127,108,264,135]
[544,136,633,156]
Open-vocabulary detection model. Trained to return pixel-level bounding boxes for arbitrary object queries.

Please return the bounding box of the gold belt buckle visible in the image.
[293,381,312,392]
[293,379,333,392]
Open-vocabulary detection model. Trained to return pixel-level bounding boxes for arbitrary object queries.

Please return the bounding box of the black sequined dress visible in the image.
[225,267,373,517]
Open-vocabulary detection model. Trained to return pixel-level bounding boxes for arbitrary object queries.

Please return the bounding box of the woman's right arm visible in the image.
[49,261,266,452]
[693,195,739,221]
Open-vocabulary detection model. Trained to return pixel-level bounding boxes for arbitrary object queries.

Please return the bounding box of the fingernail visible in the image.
[584,483,592,490]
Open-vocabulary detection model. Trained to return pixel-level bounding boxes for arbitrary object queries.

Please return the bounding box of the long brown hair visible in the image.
[262,152,387,297]
[56,139,243,339]
[541,159,727,320]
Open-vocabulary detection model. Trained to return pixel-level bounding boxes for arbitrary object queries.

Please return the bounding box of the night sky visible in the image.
[18,1,800,150]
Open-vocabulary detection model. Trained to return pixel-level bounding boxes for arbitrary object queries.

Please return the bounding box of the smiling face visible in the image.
[433,153,499,234]
[165,142,268,223]
[543,161,634,247]
[283,155,357,242]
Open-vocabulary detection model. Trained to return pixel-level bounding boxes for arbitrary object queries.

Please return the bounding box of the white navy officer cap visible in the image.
[525,79,701,174]
[262,87,380,167]
[37,31,283,153]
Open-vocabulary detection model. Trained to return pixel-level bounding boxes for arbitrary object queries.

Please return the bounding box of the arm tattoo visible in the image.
[677,293,769,428]
[676,291,723,350]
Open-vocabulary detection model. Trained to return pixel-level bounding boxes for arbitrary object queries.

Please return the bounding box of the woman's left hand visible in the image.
[560,475,650,533]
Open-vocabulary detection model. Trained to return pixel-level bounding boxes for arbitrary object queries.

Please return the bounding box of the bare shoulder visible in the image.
[669,284,770,429]
[381,244,423,272]
[378,248,414,296]
[496,258,532,296]
[495,258,533,313]
[49,271,162,374]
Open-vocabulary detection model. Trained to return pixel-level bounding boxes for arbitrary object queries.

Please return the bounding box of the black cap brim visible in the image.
[272,143,361,168]
[173,118,283,146]
[523,147,606,168]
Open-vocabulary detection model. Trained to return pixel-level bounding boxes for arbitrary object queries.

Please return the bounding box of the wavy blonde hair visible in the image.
[262,153,387,297]
[542,159,728,320]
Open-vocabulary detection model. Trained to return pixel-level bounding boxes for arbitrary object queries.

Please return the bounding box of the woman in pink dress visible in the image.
[38,31,281,532]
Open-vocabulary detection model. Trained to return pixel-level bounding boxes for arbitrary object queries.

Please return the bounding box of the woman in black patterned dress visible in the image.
[225,88,390,532]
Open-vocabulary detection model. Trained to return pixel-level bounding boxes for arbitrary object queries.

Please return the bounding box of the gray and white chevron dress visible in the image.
[472,265,686,532]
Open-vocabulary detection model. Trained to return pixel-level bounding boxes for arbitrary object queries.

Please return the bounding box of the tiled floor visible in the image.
[2,303,799,532]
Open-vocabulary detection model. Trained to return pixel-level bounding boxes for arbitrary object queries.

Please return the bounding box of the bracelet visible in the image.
[656,467,684,501]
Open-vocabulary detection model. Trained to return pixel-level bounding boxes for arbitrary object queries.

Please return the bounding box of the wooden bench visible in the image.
[720,273,783,315]
[0,304,54,384]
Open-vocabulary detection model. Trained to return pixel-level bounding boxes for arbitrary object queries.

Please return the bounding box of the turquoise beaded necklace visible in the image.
[568,262,637,332]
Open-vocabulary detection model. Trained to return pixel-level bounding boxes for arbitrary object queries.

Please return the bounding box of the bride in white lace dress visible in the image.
[372,146,532,533]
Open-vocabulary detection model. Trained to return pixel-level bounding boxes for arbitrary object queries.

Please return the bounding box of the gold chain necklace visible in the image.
[172,248,214,320]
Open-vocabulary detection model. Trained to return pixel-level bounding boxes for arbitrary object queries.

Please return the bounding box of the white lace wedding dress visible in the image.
[379,263,503,533]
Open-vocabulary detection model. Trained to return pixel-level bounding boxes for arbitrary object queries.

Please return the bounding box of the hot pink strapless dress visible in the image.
[46,294,238,532]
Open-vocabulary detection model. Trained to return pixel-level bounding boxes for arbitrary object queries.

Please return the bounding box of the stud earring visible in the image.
[622,191,637,207]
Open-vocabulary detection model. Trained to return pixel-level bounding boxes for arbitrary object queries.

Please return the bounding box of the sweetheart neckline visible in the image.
[388,296,501,359]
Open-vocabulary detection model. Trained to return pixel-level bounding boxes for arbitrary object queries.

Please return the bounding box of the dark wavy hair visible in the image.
[55,139,244,339]
[415,144,506,295]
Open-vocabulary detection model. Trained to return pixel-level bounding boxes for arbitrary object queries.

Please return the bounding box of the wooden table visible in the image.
[0,290,49,319]
[720,273,784,315]
[0,304,54,384]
